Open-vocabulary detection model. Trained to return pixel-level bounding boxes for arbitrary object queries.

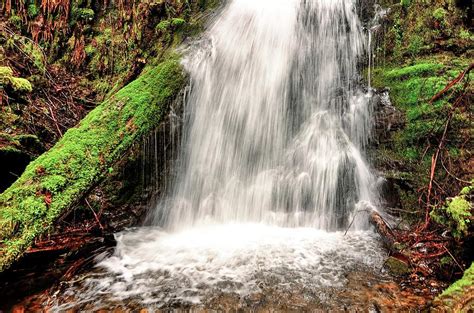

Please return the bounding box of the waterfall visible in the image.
[153,0,377,230]
[50,1,387,309]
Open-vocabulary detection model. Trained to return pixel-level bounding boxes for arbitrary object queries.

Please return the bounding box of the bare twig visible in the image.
[444,246,464,272]
[429,63,473,104]
[85,199,104,230]
[440,155,472,184]
[344,209,372,236]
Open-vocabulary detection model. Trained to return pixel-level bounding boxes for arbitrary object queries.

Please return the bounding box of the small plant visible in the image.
[459,29,472,41]
[407,35,424,57]
[431,194,472,239]
[27,4,39,18]
[400,0,411,9]
[432,8,447,21]
[23,42,46,74]
[74,8,95,21]
[8,15,22,29]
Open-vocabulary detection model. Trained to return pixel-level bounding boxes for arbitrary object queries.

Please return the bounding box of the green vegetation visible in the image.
[22,42,46,74]
[431,194,472,238]
[435,263,474,306]
[0,56,186,271]
[73,8,95,21]
[0,66,33,93]
[371,57,470,161]
[400,0,411,9]
[27,4,39,18]
[380,0,472,61]
[372,1,472,307]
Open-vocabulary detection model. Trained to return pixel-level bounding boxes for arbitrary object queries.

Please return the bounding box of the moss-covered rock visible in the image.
[385,255,411,276]
[0,55,186,271]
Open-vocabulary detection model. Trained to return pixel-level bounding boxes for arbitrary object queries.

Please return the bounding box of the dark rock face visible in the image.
[0,149,30,193]
[0,135,45,193]
[378,178,403,210]
[372,89,405,146]
[369,88,408,213]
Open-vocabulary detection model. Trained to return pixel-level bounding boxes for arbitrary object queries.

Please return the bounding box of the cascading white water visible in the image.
[50,1,387,309]
[154,0,377,231]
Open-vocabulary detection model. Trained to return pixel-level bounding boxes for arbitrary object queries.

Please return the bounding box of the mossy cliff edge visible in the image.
[370,0,472,308]
[0,57,186,272]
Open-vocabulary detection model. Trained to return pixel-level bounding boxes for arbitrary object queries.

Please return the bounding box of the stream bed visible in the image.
[12,224,430,311]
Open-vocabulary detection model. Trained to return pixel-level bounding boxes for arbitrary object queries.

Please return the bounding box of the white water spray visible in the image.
[154,0,377,231]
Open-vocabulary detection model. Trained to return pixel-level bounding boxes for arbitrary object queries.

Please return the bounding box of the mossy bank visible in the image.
[369,0,472,309]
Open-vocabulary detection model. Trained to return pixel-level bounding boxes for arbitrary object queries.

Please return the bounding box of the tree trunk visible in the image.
[0,56,186,272]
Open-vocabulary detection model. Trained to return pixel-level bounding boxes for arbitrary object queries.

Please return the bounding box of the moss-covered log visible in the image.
[0,55,186,271]
[432,262,474,310]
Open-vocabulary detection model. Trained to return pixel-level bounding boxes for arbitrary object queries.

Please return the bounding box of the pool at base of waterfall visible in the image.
[40,224,428,311]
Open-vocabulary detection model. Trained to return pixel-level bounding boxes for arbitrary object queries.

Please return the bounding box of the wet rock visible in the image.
[0,133,44,192]
[372,89,405,146]
[378,177,403,210]
[385,255,411,276]
[0,147,31,193]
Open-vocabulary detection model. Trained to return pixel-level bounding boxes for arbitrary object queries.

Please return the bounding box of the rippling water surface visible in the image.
[50,224,388,310]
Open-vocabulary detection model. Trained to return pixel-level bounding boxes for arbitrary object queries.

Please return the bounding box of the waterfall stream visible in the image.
[50,0,390,310]
[153,0,378,231]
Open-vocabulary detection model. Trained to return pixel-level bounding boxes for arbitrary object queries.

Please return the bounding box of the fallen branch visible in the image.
[369,210,397,252]
[344,209,371,235]
[444,246,464,272]
[429,63,473,104]
[85,199,104,230]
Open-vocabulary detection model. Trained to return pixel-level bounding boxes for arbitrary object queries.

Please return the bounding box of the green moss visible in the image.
[458,29,472,41]
[438,263,474,298]
[371,55,472,219]
[400,0,411,8]
[84,44,97,56]
[460,183,473,196]
[399,147,421,161]
[432,8,447,21]
[156,20,171,32]
[8,15,22,29]
[156,18,187,33]
[171,18,186,28]
[27,4,39,18]
[0,146,22,154]
[0,56,186,271]
[407,34,424,57]
[23,42,46,74]
[0,67,33,92]
[0,67,14,85]
[74,8,95,21]
[10,77,33,92]
[383,63,442,80]
[372,60,459,152]
[431,195,472,239]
